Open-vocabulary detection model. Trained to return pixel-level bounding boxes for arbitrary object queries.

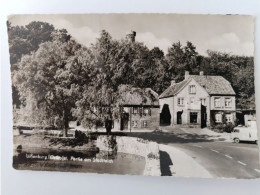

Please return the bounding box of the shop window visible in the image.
[190,112,198,123]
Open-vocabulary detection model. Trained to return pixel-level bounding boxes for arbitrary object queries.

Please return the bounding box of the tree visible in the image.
[72,30,122,133]
[72,31,163,133]
[204,50,255,109]
[13,30,79,136]
[8,21,56,108]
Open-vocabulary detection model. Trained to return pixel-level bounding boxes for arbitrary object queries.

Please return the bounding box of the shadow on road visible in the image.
[159,151,173,176]
[126,131,219,144]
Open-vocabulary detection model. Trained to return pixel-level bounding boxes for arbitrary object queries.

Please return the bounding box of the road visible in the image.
[170,141,260,178]
[128,127,260,178]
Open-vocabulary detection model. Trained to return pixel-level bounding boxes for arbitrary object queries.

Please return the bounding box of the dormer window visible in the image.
[189,85,196,94]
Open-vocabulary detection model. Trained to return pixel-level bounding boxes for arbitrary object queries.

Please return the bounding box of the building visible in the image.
[236,109,256,126]
[159,71,236,127]
[113,85,160,131]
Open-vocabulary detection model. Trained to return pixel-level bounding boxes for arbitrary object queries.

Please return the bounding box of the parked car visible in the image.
[230,120,258,144]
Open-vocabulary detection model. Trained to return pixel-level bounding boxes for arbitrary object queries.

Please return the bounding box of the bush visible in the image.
[213,123,235,133]
[224,123,235,133]
[75,130,88,142]
[147,152,159,160]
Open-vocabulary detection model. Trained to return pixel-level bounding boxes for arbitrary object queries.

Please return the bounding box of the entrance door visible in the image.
[160,104,171,125]
[201,105,207,128]
[120,113,129,130]
[177,112,182,124]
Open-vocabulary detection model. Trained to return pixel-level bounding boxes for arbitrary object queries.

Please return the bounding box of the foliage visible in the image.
[50,136,88,147]
[213,123,235,133]
[13,29,80,136]
[74,130,88,142]
[9,21,255,135]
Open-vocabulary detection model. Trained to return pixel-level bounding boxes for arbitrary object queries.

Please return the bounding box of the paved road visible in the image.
[128,127,260,178]
[170,141,260,178]
[167,127,260,178]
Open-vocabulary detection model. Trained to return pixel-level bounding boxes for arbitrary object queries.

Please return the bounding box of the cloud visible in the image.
[136,32,171,54]
[201,32,254,56]
[52,19,99,46]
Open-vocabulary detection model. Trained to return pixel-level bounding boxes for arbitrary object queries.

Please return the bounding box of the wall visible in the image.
[174,79,210,125]
[210,96,236,111]
[96,135,161,176]
[130,107,160,130]
[114,106,160,131]
[244,114,256,127]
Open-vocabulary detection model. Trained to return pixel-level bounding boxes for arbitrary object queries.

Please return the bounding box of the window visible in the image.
[132,121,138,128]
[215,113,222,123]
[200,98,206,106]
[141,120,148,127]
[143,108,151,116]
[214,97,221,108]
[225,98,232,107]
[139,107,143,114]
[189,85,196,94]
[225,114,232,123]
[190,97,195,104]
[133,107,139,114]
[178,97,184,106]
[190,112,198,123]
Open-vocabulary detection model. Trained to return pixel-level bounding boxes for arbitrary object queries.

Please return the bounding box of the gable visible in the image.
[159,80,189,99]
[177,78,209,97]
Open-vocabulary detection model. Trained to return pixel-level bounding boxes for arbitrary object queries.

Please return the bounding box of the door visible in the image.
[201,105,207,128]
[120,113,129,130]
[177,112,182,124]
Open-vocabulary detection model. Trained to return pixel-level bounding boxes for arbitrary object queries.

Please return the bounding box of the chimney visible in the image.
[185,71,189,80]
[126,31,136,43]
[200,71,204,76]
[171,80,176,86]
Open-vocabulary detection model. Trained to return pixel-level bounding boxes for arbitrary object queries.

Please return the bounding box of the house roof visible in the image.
[190,75,236,95]
[159,75,236,99]
[118,85,159,106]
[159,80,189,99]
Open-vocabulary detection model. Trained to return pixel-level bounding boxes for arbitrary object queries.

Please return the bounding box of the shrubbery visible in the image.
[213,123,235,133]
[50,130,88,147]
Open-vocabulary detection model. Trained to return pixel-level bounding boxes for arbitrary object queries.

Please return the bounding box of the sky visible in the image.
[8,14,254,56]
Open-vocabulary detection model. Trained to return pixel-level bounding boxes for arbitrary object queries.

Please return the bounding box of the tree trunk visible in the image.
[105,119,113,134]
[62,110,69,137]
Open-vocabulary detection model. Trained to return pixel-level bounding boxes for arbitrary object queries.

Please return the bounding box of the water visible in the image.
[13,148,146,175]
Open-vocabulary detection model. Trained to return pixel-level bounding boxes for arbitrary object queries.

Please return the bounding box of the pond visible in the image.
[13,148,146,175]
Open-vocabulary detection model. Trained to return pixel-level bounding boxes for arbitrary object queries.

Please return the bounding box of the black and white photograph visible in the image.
[7,13,259,178]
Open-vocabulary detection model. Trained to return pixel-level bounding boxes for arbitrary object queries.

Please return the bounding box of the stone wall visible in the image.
[96,135,161,176]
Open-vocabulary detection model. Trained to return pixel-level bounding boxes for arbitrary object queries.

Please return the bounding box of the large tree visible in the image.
[13,30,80,136]
[8,21,56,108]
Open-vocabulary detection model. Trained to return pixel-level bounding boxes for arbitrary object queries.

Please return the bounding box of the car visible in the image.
[230,120,258,144]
